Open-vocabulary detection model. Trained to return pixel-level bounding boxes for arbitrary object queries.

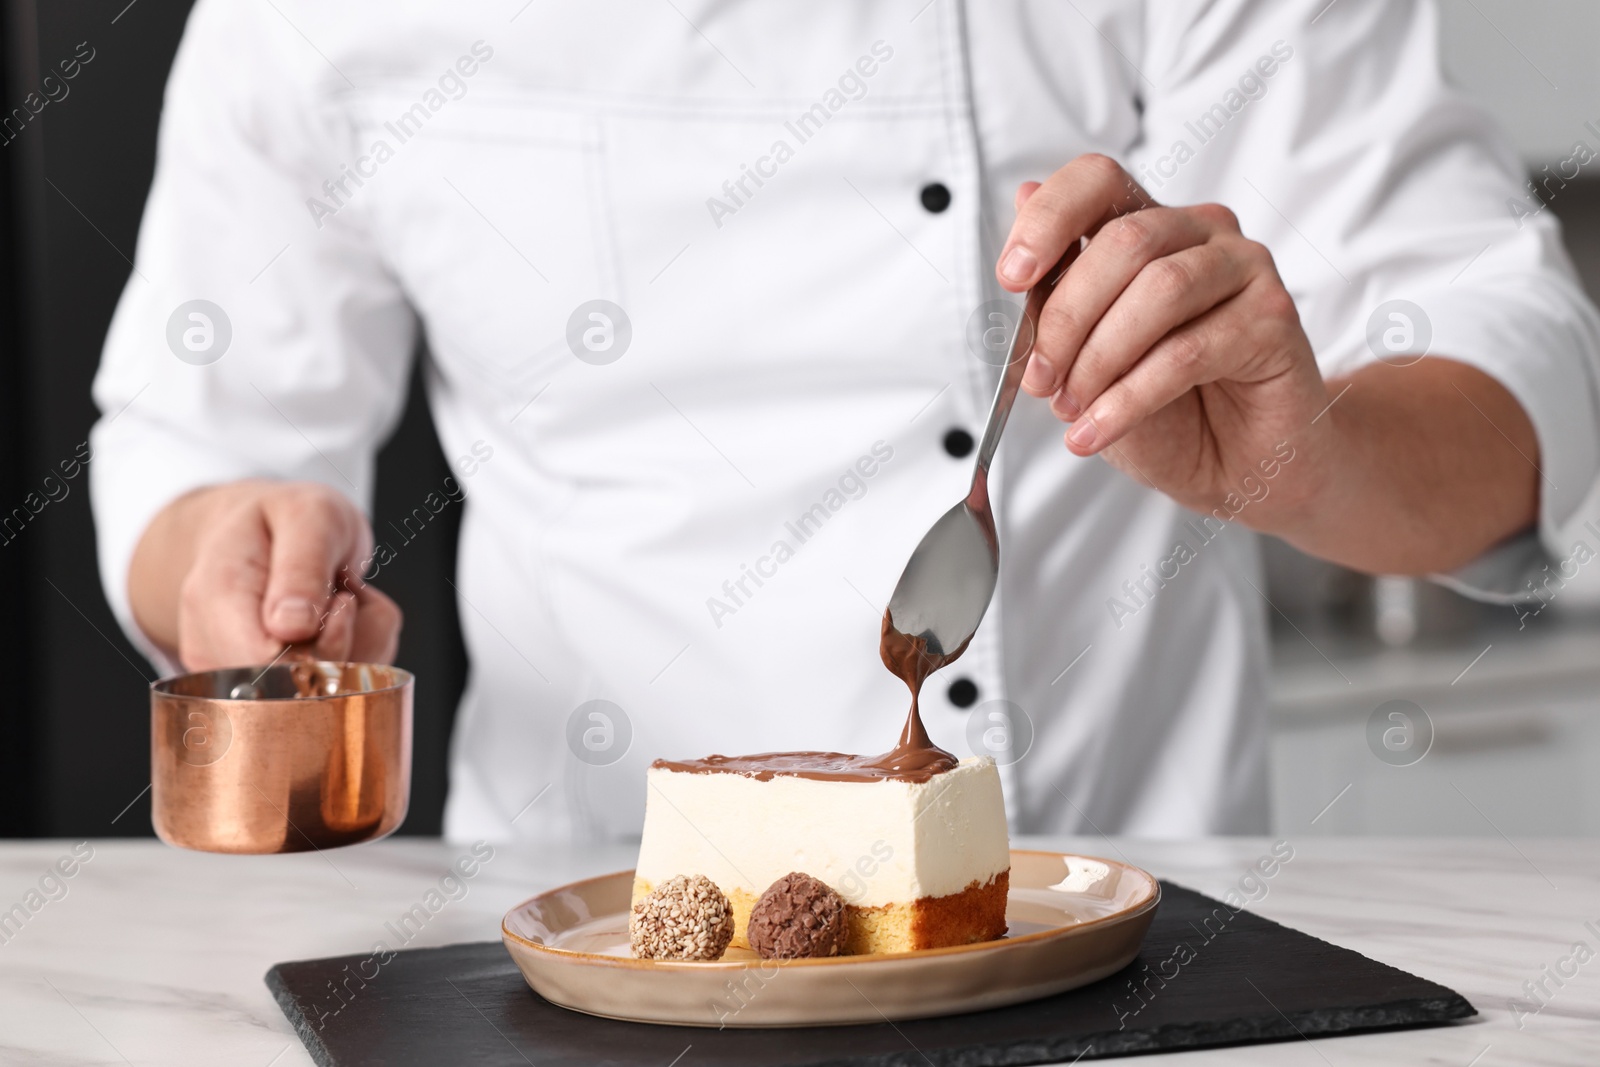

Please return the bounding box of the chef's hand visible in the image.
[998,154,1334,525]
[997,153,1542,576]
[128,480,402,670]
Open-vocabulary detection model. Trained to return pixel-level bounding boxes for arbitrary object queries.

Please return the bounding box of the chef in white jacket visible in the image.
[91,0,1600,840]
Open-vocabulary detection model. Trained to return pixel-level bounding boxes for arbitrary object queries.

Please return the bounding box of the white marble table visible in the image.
[1,836,1593,1065]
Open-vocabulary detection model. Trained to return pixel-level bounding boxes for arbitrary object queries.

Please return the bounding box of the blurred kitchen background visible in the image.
[2,1,1598,839]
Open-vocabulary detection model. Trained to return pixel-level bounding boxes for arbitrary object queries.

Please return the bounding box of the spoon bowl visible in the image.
[886,489,998,658]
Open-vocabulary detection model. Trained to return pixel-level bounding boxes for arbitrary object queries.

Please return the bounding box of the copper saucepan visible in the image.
[151,660,413,854]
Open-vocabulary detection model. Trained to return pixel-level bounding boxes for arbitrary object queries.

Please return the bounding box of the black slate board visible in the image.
[266,882,1475,1065]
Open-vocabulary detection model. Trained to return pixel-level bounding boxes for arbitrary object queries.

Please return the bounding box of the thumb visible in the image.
[258,487,369,643]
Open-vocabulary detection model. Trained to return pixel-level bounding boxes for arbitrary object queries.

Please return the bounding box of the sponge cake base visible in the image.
[632,869,1008,955]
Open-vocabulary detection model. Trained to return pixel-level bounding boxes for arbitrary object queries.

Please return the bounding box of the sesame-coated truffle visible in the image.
[629,874,735,961]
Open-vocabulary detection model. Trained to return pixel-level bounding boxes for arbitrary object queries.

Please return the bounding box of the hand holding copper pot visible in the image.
[151,659,413,854]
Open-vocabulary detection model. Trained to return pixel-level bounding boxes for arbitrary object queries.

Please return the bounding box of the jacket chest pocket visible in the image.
[339,75,974,445]
[346,92,617,390]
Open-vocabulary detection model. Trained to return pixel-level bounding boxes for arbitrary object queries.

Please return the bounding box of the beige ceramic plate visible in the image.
[501,849,1160,1028]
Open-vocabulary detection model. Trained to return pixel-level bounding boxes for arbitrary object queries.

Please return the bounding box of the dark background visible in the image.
[0,0,465,838]
[3,3,1599,839]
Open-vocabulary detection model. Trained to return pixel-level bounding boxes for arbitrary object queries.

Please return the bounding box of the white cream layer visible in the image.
[634,756,1009,908]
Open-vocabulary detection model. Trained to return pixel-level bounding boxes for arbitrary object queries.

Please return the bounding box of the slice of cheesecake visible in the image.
[632,755,1010,955]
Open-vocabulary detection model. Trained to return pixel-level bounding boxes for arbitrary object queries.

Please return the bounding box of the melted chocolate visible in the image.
[652,749,941,783]
[653,609,962,784]
[872,608,963,778]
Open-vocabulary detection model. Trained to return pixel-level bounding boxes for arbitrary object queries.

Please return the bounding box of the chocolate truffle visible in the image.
[629,874,734,961]
[747,872,849,959]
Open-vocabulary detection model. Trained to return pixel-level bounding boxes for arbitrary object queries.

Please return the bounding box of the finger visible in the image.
[1053,239,1252,420]
[1014,181,1042,212]
[310,588,359,662]
[177,507,284,670]
[997,154,1154,291]
[1022,207,1216,399]
[1064,294,1260,456]
[349,584,404,664]
[259,487,367,643]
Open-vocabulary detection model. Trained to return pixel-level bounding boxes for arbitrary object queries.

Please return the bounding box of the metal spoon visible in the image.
[226,641,326,699]
[886,246,1078,658]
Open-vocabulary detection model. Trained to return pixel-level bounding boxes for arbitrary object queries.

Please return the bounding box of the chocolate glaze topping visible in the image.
[651,608,961,784]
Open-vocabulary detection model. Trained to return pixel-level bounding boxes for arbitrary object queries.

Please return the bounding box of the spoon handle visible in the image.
[973,244,1081,476]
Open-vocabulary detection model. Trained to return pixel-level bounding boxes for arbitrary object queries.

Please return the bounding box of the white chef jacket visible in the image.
[91,0,1600,840]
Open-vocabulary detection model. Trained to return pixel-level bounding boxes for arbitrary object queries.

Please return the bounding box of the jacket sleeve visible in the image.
[89,0,417,661]
[1129,0,1600,600]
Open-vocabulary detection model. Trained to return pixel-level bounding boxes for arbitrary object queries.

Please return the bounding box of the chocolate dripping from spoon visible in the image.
[868,608,961,777]
[648,610,966,784]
